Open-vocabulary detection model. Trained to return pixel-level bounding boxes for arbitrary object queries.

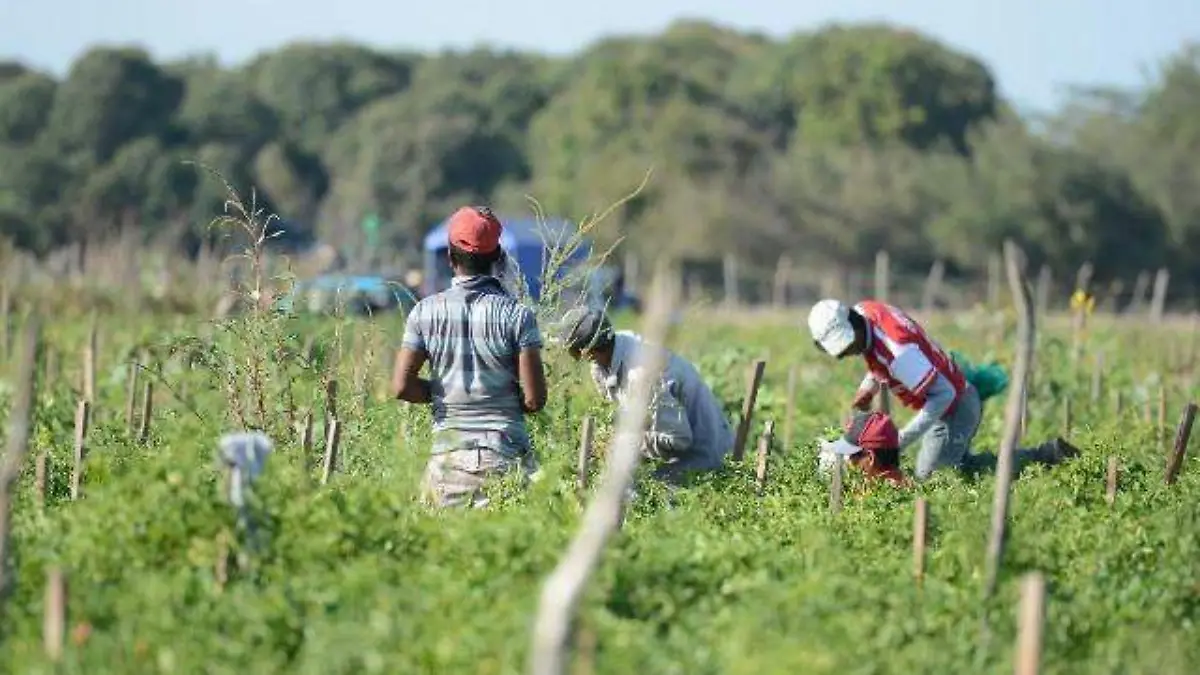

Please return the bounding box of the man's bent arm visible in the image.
[518,347,547,413]
[392,347,432,403]
[896,374,955,449]
[852,374,880,410]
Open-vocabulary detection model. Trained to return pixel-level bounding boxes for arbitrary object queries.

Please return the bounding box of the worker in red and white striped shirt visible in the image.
[808,298,1078,480]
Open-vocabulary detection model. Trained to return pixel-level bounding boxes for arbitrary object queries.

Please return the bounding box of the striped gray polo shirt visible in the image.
[402,274,542,456]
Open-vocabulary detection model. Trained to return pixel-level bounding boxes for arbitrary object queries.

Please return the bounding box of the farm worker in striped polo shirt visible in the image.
[808,299,1079,481]
[392,205,548,508]
[553,306,734,484]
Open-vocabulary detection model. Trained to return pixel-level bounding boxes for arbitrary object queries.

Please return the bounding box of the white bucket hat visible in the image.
[808,299,856,356]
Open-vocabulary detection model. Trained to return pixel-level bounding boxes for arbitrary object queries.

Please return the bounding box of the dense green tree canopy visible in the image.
[1,20,1197,296]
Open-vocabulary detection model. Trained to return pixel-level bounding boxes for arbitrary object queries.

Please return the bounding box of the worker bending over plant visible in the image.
[820,410,912,488]
[393,206,548,508]
[554,306,734,484]
[807,298,1078,481]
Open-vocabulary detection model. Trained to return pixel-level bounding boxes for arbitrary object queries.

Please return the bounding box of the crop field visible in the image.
[0,281,1198,674]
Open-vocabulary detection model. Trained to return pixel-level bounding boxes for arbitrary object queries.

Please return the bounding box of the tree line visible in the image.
[1,20,1198,300]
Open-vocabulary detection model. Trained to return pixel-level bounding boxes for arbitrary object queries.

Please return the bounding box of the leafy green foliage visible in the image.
[0,305,1197,673]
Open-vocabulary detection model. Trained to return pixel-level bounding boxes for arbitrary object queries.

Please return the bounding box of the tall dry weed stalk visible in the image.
[162,165,309,439]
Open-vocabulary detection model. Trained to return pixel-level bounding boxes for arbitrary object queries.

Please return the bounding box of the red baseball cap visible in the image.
[447,206,502,254]
[825,411,900,456]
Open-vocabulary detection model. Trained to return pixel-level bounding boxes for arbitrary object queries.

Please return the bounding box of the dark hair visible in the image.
[872,447,900,469]
[590,330,616,353]
[848,310,866,340]
[448,244,503,276]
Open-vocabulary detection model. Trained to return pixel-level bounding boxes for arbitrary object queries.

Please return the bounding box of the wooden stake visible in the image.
[577,416,595,496]
[1149,267,1169,324]
[1157,386,1166,445]
[137,380,153,444]
[1105,456,1118,506]
[1113,391,1123,417]
[324,378,339,431]
[0,318,40,607]
[1164,402,1197,486]
[732,360,766,462]
[772,255,791,307]
[321,419,342,485]
[984,241,1035,600]
[0,281,9,361]
[874,250,890,303]
[722,254,739,309]
[124,359,139,433]
[1090,353,1103,404]
[69,400,90,500]
[1015,572,1046,675]
[922,260,945,313]
[43,567,66,661]
[829,460,843,515]
[300,411,314,469]
[913,497,928,585]
[83,318,97,403]
[754,420,775,496]
[1062,398,1072,436]
[783,366,796,452]
[35,452,47,509]
[214,531,230,590]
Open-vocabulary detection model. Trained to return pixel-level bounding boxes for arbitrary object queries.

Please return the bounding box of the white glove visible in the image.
[816,440,849,478]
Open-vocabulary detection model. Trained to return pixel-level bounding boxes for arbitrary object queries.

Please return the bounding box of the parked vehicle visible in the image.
[275,274,419,316]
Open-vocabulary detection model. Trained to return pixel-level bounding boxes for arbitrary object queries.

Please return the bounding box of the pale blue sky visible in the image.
[1,0,1198,112]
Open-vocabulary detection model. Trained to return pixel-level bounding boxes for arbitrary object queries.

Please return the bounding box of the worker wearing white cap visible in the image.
[807,298,983,481]
[808,298,1080,480]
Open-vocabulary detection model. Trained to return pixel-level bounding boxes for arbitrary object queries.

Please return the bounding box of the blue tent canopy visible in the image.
[421,215,590,300]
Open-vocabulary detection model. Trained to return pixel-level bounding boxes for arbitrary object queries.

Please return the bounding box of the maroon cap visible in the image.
[827,410,900,456]
[447,206,502,254]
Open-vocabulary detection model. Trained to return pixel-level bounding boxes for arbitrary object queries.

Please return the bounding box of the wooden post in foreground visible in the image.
[732,360,766,462]
[983,241,1035,601]
[1164,402,1197,486]
[913,497,928,586]
[530,271,677,675]
[1014,572,1046,675]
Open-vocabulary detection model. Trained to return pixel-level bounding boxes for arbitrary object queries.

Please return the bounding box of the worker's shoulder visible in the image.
[853,299,891,315]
